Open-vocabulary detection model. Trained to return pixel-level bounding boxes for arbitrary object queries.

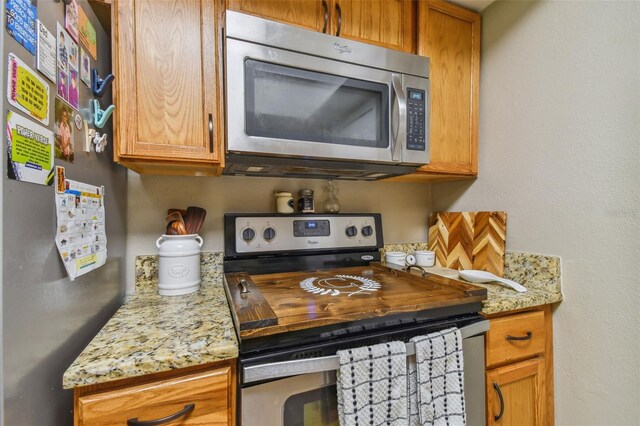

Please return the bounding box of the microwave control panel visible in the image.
[406,88,426,151]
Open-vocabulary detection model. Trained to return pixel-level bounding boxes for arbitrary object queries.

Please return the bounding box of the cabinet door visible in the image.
[114,0,221,164]
[486,358,545,426]
[334,0,416,53]
[227,0,328,33]
[77,367,234,425]
[417,0,480,175]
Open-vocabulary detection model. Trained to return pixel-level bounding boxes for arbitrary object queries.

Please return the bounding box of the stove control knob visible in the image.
[361,225,374,237]
[241,227,256,242]
[345,225,358,238]
[263,227,276,241]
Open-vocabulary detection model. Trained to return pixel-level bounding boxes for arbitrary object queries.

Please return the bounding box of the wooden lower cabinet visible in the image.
[486,357,545,426]
[484,305,555,426]
[74,364,235,425]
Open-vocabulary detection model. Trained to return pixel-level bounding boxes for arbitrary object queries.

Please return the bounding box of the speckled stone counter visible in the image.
[382,245,563,315]
[64,246,562,388]
[63,253,238,389]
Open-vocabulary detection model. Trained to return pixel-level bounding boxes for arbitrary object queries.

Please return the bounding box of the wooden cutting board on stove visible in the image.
[225,264,487,339]
[428,211,507,277]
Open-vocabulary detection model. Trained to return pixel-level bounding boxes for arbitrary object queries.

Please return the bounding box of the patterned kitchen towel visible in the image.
[409,328,466,426]
[336,341,408,426]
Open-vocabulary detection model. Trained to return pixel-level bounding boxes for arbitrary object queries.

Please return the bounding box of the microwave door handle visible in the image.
[391,74,406,162]
[242,320,489,384]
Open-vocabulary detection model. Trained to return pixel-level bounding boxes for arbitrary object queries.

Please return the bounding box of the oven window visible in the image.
[283,384,339,426]
[245,59,389,148]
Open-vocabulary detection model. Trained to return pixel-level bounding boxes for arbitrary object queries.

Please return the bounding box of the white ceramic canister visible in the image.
[275,191,295,213]
[385,251,407,266]
[415,250,436,267]
[156,234,203,296]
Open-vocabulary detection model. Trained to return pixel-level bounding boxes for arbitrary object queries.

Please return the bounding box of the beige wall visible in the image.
[127,174,431,290]
[432,1,640,424]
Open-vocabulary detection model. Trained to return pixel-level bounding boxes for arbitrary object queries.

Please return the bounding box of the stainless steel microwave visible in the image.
[224,11,430,180]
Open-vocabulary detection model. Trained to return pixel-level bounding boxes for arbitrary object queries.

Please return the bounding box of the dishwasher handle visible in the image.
[242,319,489,384]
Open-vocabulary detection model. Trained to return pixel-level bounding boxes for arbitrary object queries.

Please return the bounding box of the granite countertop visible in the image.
[383,245,564,315]
[63,253,238,389]
[63,248,562,389]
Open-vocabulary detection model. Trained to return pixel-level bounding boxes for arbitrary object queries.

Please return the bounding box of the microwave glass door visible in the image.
[244,59,389,149]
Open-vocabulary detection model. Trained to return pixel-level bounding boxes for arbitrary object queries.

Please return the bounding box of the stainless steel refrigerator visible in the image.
[1,0,127,424]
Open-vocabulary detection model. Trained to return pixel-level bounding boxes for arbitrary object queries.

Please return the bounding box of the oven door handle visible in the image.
[242,319,489,384]
[391,73,406,163]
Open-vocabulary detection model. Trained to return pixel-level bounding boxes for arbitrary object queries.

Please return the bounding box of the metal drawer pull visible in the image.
[335,3,342,36]
[403,265,428,276]
[321,0,329,33]
[493,382,504,421]
[127,403,195,426]
[208,113,214,153]
[506,331,532,341]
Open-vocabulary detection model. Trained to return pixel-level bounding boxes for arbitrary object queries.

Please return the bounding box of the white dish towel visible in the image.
[409,327,466,426]
[336,341,408,426]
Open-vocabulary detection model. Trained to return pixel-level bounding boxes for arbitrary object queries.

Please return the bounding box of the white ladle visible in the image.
[459,270,527,293]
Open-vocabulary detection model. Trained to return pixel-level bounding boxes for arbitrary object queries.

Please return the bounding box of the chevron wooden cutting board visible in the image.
[428,211,507,277]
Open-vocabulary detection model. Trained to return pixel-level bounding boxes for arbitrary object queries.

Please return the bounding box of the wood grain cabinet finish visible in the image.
[227,0,327,32]
[113,0,224,175]
[76,367,234,425]
[333,0,416,52]
[389,0,480,182]
[227,0,416,52]
[486,310,546,368]
[485,305,555,426]
[486,358,546,426]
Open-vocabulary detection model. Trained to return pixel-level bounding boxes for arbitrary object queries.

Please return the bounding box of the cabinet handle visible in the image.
[321,0,328,33]
[127,403,195,425]
[492,382,504,421]
[506,331,532,341]
[335,3,342,36]
[208,113,214,153]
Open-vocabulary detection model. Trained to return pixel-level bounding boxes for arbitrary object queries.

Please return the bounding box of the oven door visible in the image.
[226,38,428,166]
[240,322,487,426]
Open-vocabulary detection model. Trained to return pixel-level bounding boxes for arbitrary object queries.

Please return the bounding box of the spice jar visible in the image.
[297,189,315,213]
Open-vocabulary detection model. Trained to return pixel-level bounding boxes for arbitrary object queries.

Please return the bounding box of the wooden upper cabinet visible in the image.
[417,0,480,176]
[486,358,546,426]
[113,0,224,174]
[227,0,416,53]
[334,0,416,53]
[227,0,327,32]
[383,0,480,183]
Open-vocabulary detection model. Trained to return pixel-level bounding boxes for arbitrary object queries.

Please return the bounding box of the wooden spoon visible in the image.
[165,222,179,235]
[165,211,185,225]
[184,206,206,234]
[167,220,187,235]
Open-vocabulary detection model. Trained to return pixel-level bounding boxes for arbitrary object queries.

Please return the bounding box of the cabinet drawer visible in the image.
[486,311,545,368]
[77,367,232,426]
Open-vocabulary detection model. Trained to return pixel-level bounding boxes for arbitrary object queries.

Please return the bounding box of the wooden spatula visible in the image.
[184,206,206,234]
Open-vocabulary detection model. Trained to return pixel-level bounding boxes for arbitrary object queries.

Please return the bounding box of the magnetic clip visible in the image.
[93,99,115,129]
[91,130,108,153]
[92,69,115,98]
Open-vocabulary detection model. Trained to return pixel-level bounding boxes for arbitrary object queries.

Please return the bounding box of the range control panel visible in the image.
[406,88,426,151]
[225,214,383,255]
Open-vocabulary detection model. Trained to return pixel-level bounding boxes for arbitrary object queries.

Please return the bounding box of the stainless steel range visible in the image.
[223,213,488,425]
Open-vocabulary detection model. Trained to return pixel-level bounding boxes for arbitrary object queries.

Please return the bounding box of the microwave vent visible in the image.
[282,166,364,177]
